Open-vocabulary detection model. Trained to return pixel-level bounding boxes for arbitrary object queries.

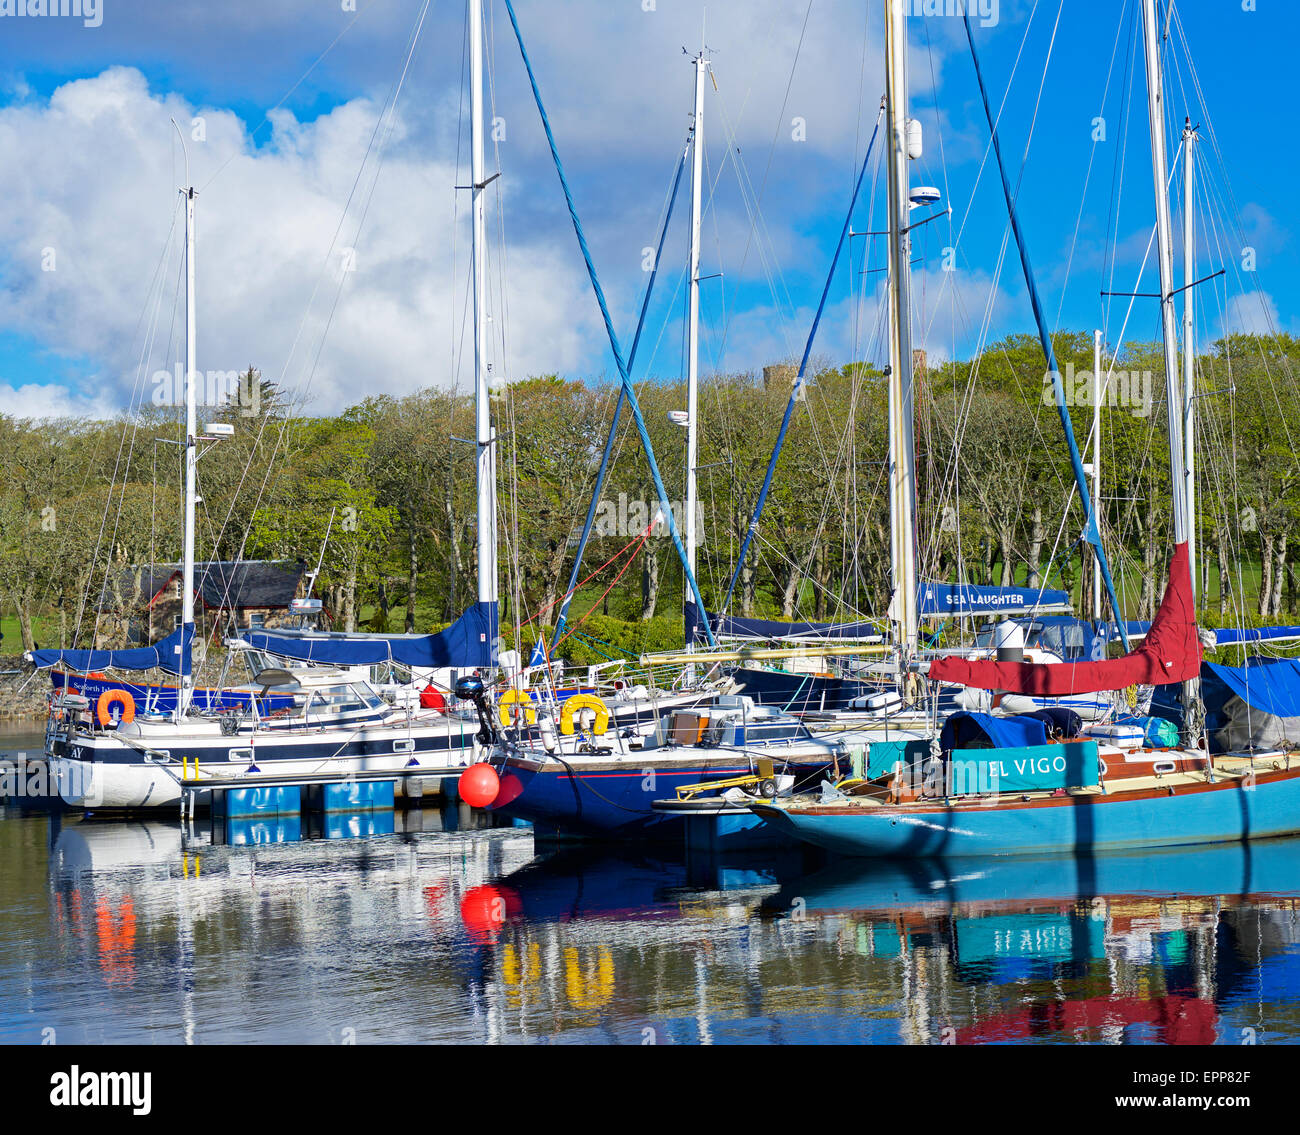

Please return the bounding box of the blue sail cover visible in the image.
[918,582,1070,616]
[528,635,548,667]
[940,712,1049,752]
[1212,625,1300,646]
[246,602,497,670]
[28,625,193,676]
[709,614,883,642]
[1206,657,1300,718]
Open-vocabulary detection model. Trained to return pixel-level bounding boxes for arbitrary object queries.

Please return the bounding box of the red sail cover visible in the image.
[927,543,1200,696]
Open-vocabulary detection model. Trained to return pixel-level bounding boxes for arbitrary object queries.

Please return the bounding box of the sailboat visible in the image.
[477,5,1105,841]
[753,0,1300,856]
[42,0,509,810]
[631,45,1107,744]
[451,35,864,839]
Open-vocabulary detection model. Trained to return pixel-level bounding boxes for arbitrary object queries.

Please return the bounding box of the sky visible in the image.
[0,0,1292,420]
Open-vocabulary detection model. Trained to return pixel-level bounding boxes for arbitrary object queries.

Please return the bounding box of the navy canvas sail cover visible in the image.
[1211,625,1300,646]
[711,582,1070,641]
[709,614,884,642]
[1206,657,1300,718]
[28,625,193,676]
[246,602,498,670]
[940,712,1050,752]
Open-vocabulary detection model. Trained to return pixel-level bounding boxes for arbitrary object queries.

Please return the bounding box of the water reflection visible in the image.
[2,805,1298,1043]
[754,843,1300,1044]
[480,841,1300,1044]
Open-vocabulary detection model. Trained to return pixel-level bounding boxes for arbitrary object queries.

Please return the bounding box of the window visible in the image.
[352,686,386,711]
[307,687,369,716]
[744,723,808,744]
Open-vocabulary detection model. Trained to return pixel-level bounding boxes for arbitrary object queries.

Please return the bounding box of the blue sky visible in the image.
[0,0,1291,418]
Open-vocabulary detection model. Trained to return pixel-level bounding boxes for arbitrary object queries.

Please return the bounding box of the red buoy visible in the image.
[491,772,526,809]
[459,762,500,809]
[459,884,521,943]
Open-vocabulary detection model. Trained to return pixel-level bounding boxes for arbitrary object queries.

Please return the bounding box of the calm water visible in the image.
[3,728,1300,1044]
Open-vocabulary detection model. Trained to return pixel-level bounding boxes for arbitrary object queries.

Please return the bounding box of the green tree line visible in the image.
[2,332,1298,663]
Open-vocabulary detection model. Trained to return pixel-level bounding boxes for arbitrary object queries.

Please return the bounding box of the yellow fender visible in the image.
[498,687,537,728]
[559,693,609,736]
[564,945,614,1010]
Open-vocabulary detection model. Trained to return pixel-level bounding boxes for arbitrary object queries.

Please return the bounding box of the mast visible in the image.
[180,182,197,718]
[1140,0,1189,546]
[884,0,919,660]
[1141,0,1199,739]
[1092,329,1103,621]
[1182,117,1197,604]
[684,49,707,647]
[470,0,498,646]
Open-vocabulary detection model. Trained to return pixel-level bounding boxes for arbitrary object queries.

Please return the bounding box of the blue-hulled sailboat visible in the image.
[754,0,1300,857]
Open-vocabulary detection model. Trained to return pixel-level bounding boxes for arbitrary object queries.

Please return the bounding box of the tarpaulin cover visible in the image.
[940,712,1049,752]
[1020,706,1083,739]
[247,602,498,670]
[1206,656,1300,718]
[929,543,1200,695]
[29,625,193,676]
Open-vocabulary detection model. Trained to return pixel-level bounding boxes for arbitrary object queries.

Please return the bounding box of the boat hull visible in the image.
[51,722,480,810]
[491,755,834,842]
[754,764,1300,857]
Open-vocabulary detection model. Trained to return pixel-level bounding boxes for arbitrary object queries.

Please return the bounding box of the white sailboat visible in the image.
[45,0,511,811]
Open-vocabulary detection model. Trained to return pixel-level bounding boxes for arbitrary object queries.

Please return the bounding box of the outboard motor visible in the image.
[455,675,499,746]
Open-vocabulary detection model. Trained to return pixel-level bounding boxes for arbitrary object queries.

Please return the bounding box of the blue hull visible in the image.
[491,758,832,843]
[763,838,1300,915]
[755,766,1300,857]
[52,672,292,715]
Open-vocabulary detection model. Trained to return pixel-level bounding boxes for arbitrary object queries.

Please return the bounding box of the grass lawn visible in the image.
[0,615,56,652]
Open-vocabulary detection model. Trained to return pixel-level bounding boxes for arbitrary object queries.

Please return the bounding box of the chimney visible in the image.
[763,363,797,392]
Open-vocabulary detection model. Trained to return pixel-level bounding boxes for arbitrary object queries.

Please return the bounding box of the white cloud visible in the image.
[0,380,116,420]
[1219,289,1286,338]
[0,67,600,417]
[0,2,979,418]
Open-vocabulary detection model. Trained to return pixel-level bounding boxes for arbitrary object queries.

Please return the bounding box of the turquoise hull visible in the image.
[754,765,1300,857]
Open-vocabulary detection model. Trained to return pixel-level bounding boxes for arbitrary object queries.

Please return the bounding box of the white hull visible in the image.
[53,718,484,810]
[54,750,477,811]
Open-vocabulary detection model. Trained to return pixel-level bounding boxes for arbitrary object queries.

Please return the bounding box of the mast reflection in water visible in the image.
[2,801,1298,1043]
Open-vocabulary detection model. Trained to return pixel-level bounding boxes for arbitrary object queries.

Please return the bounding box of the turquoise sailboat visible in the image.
[754,0,1300,857]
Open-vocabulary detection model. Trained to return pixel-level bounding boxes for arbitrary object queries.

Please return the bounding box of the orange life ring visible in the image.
[96,688,136,727]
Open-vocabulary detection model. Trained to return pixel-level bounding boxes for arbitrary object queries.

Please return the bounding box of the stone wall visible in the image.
[0,657,49,720]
